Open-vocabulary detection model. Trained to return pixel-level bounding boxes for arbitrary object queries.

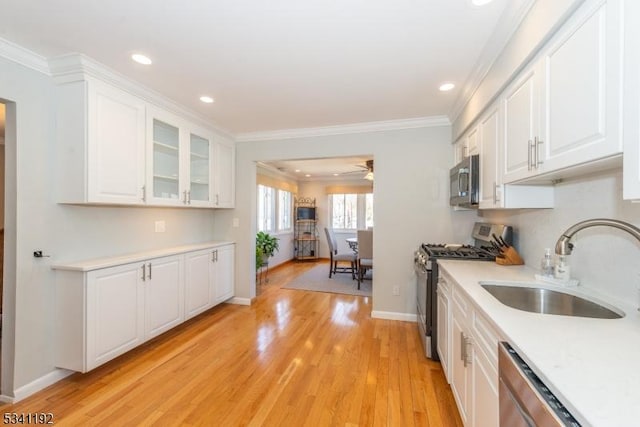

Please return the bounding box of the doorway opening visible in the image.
[256,156,375,297]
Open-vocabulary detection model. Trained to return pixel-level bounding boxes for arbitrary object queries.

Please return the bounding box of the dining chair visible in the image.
[356,229,373,289]
[324,227,356,279]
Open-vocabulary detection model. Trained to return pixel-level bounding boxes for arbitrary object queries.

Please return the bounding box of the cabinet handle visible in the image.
[214,250,218,262]
[493,181,497,204]
[215,194,219,205]
[527,139,533,171]
[141,264,146,281]
[141,185,146,202]
[148,262,152,280]
[211,250,215,262]
[460,332,466,362]
[535,137,544,167]
[187,190,191,205]
[183,190,187,204]
[464,335,472,367]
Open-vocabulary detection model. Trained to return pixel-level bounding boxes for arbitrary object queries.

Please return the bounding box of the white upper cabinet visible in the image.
[539,0,623,171]
[146,108,217,207]
[500,0,623,185]
[502,66,542,183]
[147,108,185,206]
[623,0,640,200]
[214,138,236,208]
[56,78,147,205]
[479,105,502,209]
[53,55,235,208]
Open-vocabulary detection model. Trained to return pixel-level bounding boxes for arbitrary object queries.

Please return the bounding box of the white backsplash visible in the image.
[479,169,640,307]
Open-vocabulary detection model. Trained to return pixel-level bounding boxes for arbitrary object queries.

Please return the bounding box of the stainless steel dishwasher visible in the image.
[498,342,581,427]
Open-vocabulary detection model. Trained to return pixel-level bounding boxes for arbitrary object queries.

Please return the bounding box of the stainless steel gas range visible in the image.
[414,222,513,360]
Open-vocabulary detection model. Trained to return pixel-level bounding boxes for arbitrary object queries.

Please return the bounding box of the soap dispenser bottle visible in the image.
[540,248,554,277]
[554,255,571,281]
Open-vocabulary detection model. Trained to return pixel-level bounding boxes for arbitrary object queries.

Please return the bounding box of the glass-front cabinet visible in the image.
[188,130,212,207]
[147,108,214,207]
[152,118,181,202]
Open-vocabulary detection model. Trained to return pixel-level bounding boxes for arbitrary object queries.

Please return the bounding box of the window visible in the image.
[257,184,293,233]
[330,193,373,230]
[257,185,275,232]
[278,190,293,231]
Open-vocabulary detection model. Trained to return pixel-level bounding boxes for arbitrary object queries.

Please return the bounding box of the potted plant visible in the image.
[256,231,280,267]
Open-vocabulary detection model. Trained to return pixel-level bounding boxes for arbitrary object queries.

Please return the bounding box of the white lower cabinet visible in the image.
[85,263,145,371]
[54,243,235,373]
[213,244,235,303]
[143,255,184,339]
[436,275,451,383]
[184,243,235,320]
[444,274,500,427]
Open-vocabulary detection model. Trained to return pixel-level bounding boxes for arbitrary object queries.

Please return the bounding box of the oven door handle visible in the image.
[501,378,537,427]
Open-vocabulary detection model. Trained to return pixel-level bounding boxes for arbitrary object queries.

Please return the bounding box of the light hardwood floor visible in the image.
[2,260,462,426]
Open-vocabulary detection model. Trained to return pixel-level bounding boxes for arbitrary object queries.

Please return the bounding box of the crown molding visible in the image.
[448,0,536,124]
[48,53,235,140]
[236,116,450,142]
[0,37,50,75]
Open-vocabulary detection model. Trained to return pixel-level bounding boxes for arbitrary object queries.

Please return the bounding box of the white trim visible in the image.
[236,116,450,142]
[448,0,537,124]
[227,297,252,306]
[371,311,417,322]
[48,53,234,140]
[5,369,74,403]
[0,37,50,75]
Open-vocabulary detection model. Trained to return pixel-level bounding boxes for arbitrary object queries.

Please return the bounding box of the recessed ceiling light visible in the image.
[333,173,339,176]
[295,169,301,173]
[471,0,495,5]
[305,174,311,177]
[200,96,215,104]
[131,53,152,65]
[439,83,455,92]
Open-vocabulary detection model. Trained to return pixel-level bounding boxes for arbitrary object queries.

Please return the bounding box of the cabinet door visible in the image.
[479,105,501,209]
[86,263,145,370]
[213,245,235,303]
[472,346,499,427]
[214,140,235,207]
[436,289,450,383]
[540,0,622,171]
[467,126,479,155]
[451,313,470,424]
[147,108,186,206]
[624,0,640,199]
[144,255,184,339]
[88,81,146,204]
[184,249,215,319]
[502,66,541,183]
[188,129,213,207]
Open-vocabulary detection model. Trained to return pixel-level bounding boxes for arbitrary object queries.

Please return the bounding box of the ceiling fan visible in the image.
[339,160,374,180]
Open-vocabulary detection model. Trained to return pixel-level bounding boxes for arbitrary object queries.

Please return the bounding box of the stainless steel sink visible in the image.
[480,283,624,319]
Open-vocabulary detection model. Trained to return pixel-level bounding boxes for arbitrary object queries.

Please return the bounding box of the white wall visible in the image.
[479,169,640,306]
[213,126,479,318]
[0,56,220,397]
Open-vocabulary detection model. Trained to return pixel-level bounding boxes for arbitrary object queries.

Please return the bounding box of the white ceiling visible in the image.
[0,0,523,135]
[262,156,373,181]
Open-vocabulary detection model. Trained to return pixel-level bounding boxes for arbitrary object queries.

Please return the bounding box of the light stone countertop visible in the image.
[437,259,640,427]
[51,241,235,272]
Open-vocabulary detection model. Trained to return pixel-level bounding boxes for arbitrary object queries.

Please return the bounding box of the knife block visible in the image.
[496,247,524,266]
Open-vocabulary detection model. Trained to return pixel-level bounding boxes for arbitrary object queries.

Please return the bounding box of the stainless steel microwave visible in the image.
[450,154,479,208]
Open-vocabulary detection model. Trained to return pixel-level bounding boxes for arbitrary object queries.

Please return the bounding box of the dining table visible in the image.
[346,237,358,253]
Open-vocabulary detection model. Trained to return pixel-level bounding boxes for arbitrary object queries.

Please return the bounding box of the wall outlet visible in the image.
[392,285,400,296]
[155,220,166,233]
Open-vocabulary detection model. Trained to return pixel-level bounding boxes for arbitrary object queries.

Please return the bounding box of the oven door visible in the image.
[415,262,429,357]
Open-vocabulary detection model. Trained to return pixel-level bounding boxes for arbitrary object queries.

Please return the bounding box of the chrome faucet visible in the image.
[555,218,640,255]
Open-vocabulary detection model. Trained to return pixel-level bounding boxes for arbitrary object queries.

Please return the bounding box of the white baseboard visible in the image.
[227,297,252,306]
[5,368,74,403]
[371,311,418,322]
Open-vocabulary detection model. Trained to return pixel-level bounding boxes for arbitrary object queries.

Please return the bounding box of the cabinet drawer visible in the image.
[472,310,501,369]
[452,287,470,321]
